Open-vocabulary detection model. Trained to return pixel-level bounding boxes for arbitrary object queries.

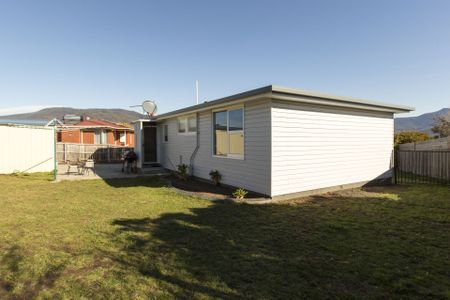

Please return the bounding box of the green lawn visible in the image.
[0,174,449,299]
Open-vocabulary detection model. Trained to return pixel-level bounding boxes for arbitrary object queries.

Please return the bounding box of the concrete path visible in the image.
[57,163,168,181]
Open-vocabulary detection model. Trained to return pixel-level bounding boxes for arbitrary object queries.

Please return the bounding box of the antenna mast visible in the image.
[196,80,199,105]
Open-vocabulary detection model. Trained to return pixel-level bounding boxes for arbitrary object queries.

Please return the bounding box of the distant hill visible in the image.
[395,108,450,134]
[0,107,144,124]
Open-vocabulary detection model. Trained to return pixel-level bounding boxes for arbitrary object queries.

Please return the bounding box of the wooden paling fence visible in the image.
[395,150,450,184]
[57,143,133,163]
[399,136,450,151]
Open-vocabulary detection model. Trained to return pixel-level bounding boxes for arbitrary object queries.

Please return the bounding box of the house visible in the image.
[57,119,134,146]
[133,85,413,198]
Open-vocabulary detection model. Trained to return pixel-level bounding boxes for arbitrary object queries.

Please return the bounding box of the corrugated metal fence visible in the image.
[57,143,132,163]
[395,150,450,184]
[0,125,55,174]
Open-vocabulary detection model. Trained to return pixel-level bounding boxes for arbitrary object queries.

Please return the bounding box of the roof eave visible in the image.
[271,91,414,114]
[155,89,272,120]
[152,85,414,120]
[60,125,132,130]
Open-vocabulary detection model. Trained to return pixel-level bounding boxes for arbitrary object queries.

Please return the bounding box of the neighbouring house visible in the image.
[57,119,134,146]
[134,85,413,198]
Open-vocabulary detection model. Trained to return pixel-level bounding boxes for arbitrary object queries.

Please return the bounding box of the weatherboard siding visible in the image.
[158,119,197,170]
[159,100,272,195]
[271,101,394,197]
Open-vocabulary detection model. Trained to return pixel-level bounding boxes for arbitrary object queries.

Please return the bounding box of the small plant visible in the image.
[209,170,222,186]
[177,163,189,180]
[233,187,248,200]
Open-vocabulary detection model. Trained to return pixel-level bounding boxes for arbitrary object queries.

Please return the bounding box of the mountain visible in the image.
[0,107,144,124]
[395,108,450,133]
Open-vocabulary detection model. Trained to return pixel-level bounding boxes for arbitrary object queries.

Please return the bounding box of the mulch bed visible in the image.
[165,174,263,200]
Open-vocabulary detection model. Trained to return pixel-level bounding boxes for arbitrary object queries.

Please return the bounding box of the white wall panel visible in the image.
[0,125,55,174]
[271,101,394,197]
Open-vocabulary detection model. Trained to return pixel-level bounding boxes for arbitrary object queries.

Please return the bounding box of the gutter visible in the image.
[271,93,414,114]
[156,92,272,121]
[154,85,414,121]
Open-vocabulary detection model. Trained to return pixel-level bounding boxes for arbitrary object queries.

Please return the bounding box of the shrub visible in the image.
[177,164,189,180]
[209,170,222,186]
[232,187,248,200]
[432,116,450,138]
[394,131,430,146]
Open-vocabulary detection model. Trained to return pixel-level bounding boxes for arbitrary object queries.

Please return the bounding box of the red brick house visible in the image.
[57,119,134,146]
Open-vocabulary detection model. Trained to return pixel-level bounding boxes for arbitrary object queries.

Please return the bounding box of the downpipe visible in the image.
[189,112,200,176]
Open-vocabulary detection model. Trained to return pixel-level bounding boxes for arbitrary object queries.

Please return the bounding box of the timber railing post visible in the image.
[63,143,67,162]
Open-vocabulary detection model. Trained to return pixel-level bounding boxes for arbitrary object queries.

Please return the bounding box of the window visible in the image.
[119,132,126,143]
[178,119,186,133]
[213,108,244,158]
[163,125,168,142]
[188,116,197,132]
[95,129,107,144]
[178,115,196,134]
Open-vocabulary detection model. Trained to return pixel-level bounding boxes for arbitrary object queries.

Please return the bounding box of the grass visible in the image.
[0,174,449,299]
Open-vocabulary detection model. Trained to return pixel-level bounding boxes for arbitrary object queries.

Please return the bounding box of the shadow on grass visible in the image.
[102,176,167,189]
[106,187,450,299]
[0,245,66,300]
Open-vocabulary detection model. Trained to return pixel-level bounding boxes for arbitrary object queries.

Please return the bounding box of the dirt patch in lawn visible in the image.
[362,185,410,193]
[280,185,408,205]
[165,175,265,200]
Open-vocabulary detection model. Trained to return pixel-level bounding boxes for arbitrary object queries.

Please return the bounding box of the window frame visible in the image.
[212,106,245,160]
[177,115,197,135]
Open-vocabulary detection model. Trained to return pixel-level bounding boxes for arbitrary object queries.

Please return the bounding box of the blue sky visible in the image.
[0,0,449,117]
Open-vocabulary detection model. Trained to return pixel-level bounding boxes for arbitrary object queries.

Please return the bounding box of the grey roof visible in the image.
[156,85,414,120]
[0,119,51,126]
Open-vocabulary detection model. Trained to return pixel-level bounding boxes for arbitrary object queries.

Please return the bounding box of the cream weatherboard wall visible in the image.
[0,125,55,174]
[271,101,394,197]
[159,100,272,195]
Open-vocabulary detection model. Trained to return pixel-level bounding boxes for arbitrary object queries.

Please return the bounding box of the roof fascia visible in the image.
[271,92,413,113]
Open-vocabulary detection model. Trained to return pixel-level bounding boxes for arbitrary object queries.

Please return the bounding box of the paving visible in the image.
[56,163,168,181]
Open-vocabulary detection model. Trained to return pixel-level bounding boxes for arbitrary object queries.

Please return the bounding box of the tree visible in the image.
[432,116,450,138]
[394,131,430,146]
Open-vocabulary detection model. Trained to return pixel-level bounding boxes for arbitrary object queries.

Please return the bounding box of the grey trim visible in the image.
[271,85,414,113]
[156,86,272,120]
[155,85,414,120]
[269,180,388,202]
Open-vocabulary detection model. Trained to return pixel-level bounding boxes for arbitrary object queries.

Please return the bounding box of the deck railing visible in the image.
[56,143,133,163]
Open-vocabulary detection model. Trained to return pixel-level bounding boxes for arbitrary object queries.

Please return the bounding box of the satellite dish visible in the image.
[142,100,157,118]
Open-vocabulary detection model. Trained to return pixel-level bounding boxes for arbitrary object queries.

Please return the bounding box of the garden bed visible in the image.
[165,174,265,200]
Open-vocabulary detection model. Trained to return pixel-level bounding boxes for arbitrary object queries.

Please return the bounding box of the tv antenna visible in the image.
[130,100,158,119]
[196,80,199,104]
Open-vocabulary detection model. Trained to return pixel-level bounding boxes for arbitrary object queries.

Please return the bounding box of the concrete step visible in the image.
[141,166,169,175]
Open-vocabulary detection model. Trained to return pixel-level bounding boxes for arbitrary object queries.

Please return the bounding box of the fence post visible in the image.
[64,143,67,162]
[394,150,398,185]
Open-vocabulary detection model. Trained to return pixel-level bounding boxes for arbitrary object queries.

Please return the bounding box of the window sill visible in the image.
[177,132,197,136]
[212,155,244,160]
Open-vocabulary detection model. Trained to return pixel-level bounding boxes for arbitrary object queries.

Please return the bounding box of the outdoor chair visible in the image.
[84,159,95,175]
[66,160,83,174]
